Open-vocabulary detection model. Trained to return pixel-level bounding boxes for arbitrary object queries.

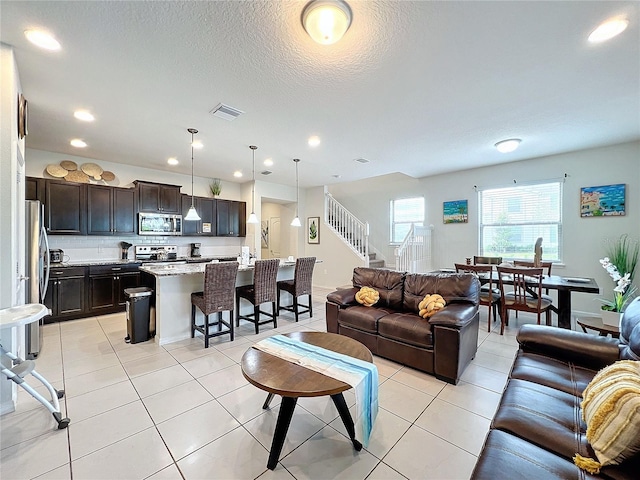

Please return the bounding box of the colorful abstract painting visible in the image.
[443,200,468,224]
[580,184,626,217]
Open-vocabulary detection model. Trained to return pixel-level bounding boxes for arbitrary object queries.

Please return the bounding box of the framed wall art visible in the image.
[580,184,625,217]
[307,217,320,244]
[443,200,468,224]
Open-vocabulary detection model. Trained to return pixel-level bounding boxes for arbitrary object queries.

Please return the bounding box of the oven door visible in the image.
[138,213,182,235]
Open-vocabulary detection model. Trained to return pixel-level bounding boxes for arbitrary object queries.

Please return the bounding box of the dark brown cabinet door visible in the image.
[159,185,180,213]
[113,188,137,234]
[117,272,140,306]
[139,183,160,212]
[137,181,181,213]
[216,200,246,237]
[89,265,141,312]
[182,195,217,236]
[216,200,231,236]
[45,181,86,234]
[87,185,112,235]
[43,267,87,321]
[89,275,116,312]
[181,194,199,236]
[26,177,45,201]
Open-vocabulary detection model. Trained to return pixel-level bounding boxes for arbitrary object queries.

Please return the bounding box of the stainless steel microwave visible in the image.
[138,213,182,236]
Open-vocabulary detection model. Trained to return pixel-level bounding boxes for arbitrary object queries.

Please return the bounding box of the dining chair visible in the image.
[277,257,316,322]
[191,261,239,347]
[236,258,279,334]
[455,263,502,332]
[496,266,553,335]
[514,260,554,294]
[474,256,503,265]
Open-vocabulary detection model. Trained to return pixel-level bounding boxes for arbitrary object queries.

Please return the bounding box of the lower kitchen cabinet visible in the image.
[88,264,141,314]
[43,266,87,323]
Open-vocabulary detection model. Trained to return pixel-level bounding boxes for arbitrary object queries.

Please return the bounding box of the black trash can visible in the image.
[124,287,153,344]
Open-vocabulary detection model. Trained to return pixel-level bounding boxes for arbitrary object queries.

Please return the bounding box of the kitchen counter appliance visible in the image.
[190,242,201,258]
[120,241,133,260]
[134,245,178,262]
[138,212,182,236]
[49,249,64,264]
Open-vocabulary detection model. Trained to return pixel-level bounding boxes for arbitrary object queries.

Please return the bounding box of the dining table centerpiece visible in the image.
[599,234,638,326]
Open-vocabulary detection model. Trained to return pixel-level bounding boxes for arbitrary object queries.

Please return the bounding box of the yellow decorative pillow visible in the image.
[573,360,640,474]
[418,294,446,318]
[355,287,379,307]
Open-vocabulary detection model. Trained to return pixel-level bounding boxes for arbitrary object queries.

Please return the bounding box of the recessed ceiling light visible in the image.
[588,17,629,43]
[332,174,341,178]
[233,170,243,178]
[354,158,369,164]
[264,158,274,167]
[70,139,87,148]
[73,110,95,122]
[191,140,203,149]
[167,157,178,166]
[494,138,521,153]
[24,29,61,51]
[308,136,321,147]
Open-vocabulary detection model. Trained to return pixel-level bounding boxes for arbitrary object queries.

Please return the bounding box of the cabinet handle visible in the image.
[112,267,122,271]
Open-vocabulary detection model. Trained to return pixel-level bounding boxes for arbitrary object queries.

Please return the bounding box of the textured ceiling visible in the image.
[1,1,639,188]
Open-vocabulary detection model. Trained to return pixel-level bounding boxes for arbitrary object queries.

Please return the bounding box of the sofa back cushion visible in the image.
[403,273,480,313]
[620,297,640,361]
[352,268,405,310]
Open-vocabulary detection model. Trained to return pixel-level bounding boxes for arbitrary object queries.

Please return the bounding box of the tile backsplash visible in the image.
[48,235,245,262]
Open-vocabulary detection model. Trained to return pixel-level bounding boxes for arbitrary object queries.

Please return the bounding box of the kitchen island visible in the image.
[139,261,297,345]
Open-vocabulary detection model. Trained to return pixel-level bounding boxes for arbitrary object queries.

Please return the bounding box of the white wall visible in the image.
[326,141,640,315]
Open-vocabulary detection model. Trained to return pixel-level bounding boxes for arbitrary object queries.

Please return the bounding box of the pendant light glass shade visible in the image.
[185,128,201,221]
[247,145,258,224]
[291,158,301,227]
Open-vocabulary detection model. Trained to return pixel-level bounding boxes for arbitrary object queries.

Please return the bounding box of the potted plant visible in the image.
[599,234,639,325]
[209,178,222,198]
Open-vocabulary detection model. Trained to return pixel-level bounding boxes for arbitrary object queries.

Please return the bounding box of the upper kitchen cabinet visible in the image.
[216,199,246,237]
[45,180,86,235]
[87,185,137,235]
[26,176,45,202]
[135,181,181,214]
[181,194,217,236]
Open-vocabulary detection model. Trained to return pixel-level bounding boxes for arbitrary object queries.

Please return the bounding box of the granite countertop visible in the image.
[140,261,297,277]
[55,256,237,267]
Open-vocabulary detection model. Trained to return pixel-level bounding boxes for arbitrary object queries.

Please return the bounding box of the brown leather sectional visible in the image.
[326,268,480,384]
[472,296,640,479]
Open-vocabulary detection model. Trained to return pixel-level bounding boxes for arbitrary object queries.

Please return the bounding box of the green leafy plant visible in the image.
[606,234,639,283]
[209,178,222,197]
[599,234,639,312]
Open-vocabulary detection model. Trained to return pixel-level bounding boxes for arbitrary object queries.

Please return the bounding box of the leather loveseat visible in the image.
[472,296,640,479]
[326,267,480,384]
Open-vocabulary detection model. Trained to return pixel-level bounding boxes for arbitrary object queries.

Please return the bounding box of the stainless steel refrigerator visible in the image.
[25,199,50,358]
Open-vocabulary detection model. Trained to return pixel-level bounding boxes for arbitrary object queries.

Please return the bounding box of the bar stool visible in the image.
[277,257,316,322]
[191,262,239,347]
[236,259,279,334]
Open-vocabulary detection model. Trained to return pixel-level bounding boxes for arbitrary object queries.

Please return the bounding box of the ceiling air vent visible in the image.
[355,158,369,164]
[261,170,272,176]
[210,103,244,121]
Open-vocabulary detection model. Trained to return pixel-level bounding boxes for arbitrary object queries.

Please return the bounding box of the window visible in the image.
[390,197,424,243]
[479,181,562,261]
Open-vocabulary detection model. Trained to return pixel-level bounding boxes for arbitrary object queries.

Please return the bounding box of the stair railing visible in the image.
[394,224,434,273]
[325,193,369,264]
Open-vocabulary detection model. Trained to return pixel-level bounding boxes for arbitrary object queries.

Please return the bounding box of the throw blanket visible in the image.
[253,335,379,447]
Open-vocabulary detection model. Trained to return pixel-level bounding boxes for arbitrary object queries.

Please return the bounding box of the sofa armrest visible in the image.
[428,304,478,329]
[326,288,358,307]
[516,324,620,370]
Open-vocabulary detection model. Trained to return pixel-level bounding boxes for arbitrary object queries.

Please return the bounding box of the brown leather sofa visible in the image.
[472,296,640,479]
[326,268,480,384]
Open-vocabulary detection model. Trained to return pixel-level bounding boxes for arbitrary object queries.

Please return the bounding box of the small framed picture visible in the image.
[443,200,468,223]
[307,217,320,244]
[580,184,625,217]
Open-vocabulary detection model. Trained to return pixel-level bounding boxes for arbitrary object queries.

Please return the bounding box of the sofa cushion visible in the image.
[492,379,590,460]
[353,267,405,310]
[576,360,640,473]
[378,312,433,349]
[620,297,640,361]
[337,305,393,334]
[355,286,380,307]
[510,351,597,397]
[404,273,480,312]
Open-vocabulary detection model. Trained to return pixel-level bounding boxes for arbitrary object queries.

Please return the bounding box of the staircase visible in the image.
[394,224,433,273]
[368,253,385,268]
[325,193,376,266]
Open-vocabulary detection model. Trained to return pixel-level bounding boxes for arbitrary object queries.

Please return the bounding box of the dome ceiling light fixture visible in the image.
[184,128,201,221]
[247,145,259,225]
[301,0,353,45]
[494,138,521,153]
[24,29,61,51]
[588,16,629,43]
[291,159,302,227]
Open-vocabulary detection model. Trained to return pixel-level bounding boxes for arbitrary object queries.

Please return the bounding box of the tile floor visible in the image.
[1,288,546,480]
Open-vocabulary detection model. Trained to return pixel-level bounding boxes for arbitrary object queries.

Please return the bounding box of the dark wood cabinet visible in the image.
[43,266,87,322]
[87,185,137,235]
[217,200,246,237]
[181,194,217,236]
[45,180,86,234]
[88,264,141,313]
[26,176,45,201]
[136,181,181,214]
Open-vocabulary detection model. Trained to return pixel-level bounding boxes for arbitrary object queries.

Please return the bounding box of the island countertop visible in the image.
[139,260,297,277]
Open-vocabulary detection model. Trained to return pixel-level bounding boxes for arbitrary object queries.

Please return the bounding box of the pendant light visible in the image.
[184,128,201,221]
[291,158,302,227]
[247,145,258,224]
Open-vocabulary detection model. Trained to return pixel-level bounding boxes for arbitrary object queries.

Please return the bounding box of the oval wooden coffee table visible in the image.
[241,331,373,470]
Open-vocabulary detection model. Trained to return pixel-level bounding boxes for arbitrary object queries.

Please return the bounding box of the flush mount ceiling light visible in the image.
[70,139,87,148]
[234,171,243,178]
[588,17,629,43]
[264,158,273,167]
[167,157,178,166]
[247,145,259,225]
[495,138,521,153]
[24,29,61,51]
[302,0,353,45]
[308,135,321,147]
[184,128,201,221]
[291,159,302,227]
[73,110,94,122]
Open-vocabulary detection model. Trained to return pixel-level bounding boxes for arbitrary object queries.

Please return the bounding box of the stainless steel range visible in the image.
[135,245,178,262]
